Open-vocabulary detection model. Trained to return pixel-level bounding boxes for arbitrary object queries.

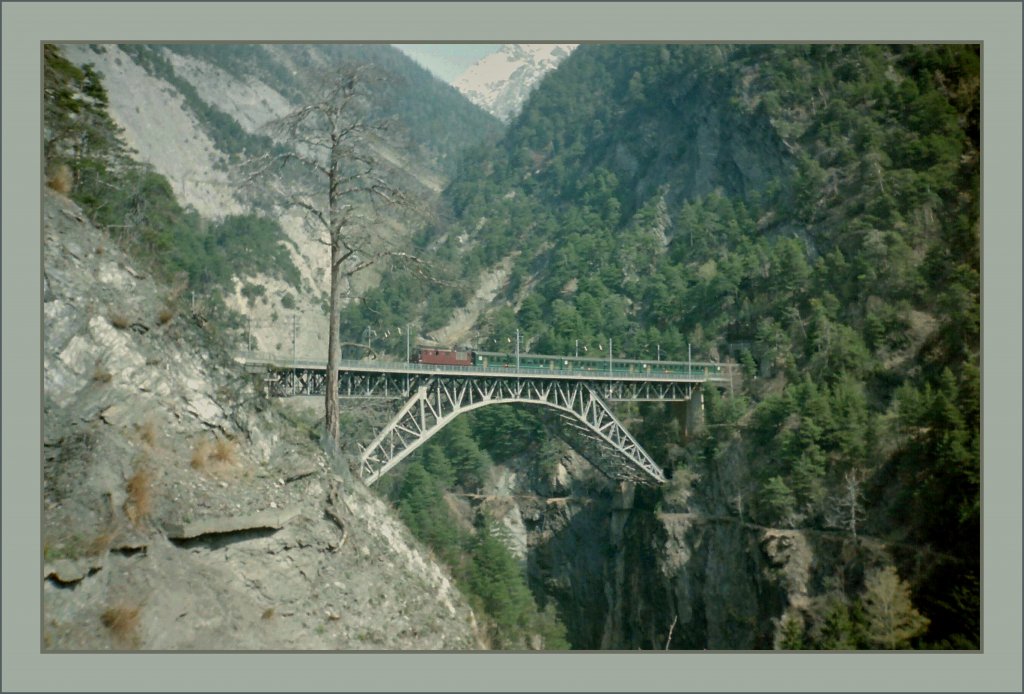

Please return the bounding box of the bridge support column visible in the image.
[684,386,704,438]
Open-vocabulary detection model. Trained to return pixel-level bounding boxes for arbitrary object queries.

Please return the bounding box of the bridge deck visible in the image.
[236,351,733,385]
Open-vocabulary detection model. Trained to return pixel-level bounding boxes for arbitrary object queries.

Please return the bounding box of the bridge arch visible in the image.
[358,376,671,487]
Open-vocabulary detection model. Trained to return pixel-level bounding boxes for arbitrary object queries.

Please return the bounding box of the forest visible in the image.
[346,44,981,649]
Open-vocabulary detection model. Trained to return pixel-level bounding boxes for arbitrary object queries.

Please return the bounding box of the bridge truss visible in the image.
[260,364,706,487]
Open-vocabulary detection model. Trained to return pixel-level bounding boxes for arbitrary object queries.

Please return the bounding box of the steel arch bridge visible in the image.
[238,353,733,487]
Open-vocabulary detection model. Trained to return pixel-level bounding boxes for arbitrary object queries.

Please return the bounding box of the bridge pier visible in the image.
[684,387,704,438]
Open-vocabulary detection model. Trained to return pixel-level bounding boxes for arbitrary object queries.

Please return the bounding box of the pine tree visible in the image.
[761,476,797,526]
[468,519,536,647]
[813,598,859,650]
[775,609,806,650]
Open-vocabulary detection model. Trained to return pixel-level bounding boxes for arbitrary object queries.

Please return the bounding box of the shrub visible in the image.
[47,164,73,194]
[92,365,113,383]
[190,439,213,470]
[212,436,237,466]
[190,435,240,477]
[157,306,176,325]
[241,282,266,307]
[101,602,142,649]
[109,313,131,330]
[124,465,152,528]
[137,418,158,448]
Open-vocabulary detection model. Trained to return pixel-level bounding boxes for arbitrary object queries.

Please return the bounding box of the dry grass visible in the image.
[190,439,214,470]
[86,525,121,557]
[47,164,72,194]
[137,418,158,448]
[157,306,176,325]
[191,436,241,478]
[108,312,132,330]
[212,436,237,466]
[124,465,152,528]
[101,602,142,649]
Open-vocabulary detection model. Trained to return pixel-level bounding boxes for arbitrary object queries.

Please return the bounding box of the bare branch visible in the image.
[241,63,427,448]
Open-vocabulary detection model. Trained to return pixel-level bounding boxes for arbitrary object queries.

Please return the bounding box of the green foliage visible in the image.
[809,594,862,650]
[760,476,796,526]
[389,416,570,650]
[465,519,537,647]
[399,43,978,648]
[468,406,545,463]
[861,566,930,649]
[44,45,130,172]
[775,609,806,650]
[241,282,266,306]
[43,45,301,346]
[396,463,462,565]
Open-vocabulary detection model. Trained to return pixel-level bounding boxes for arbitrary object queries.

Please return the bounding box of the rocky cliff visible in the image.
[471,415,958,650]
[42,188,481,650]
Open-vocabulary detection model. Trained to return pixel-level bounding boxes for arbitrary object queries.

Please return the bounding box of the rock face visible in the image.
[475,434,872,650]
[42,189,481,650]
[53,44,443,370]
[59,44,244,220]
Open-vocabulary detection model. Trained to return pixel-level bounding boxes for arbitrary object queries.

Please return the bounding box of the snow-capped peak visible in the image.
[453,44,576,123]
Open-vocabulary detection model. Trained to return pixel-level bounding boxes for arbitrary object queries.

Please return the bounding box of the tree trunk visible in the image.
[324,235,344,447]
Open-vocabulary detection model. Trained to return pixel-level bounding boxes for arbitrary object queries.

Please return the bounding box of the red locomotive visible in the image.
[411,347,476,366]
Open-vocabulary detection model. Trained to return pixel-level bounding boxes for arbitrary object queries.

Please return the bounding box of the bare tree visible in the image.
[827,468,867,537]
[247,65,424,451]
[861,565,929,649]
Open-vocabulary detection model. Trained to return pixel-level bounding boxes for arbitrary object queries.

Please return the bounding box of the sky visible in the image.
[393,44,503,83]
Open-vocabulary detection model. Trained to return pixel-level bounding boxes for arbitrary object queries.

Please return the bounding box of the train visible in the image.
[410,346,725,378]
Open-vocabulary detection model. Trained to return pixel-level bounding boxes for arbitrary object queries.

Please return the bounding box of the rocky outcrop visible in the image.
[59,44,244,220]
[474,430,861,650]
[42,189,481,650]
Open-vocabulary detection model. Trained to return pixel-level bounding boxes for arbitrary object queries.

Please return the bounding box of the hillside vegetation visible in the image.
[132,43,503,178]
[347,44,980,649]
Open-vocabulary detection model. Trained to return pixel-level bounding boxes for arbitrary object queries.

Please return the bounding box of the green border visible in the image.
[3,2,1020,692]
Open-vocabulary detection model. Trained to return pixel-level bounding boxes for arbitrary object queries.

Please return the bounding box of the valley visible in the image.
[40,41,980,653]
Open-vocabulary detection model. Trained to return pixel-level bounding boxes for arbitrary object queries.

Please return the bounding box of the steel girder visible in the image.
[356,375,675,487]
[260,367,698,486]
[266,367,695,402]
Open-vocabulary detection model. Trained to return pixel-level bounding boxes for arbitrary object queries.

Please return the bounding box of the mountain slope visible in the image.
[352,43,981,650]
[55,42,502,366]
